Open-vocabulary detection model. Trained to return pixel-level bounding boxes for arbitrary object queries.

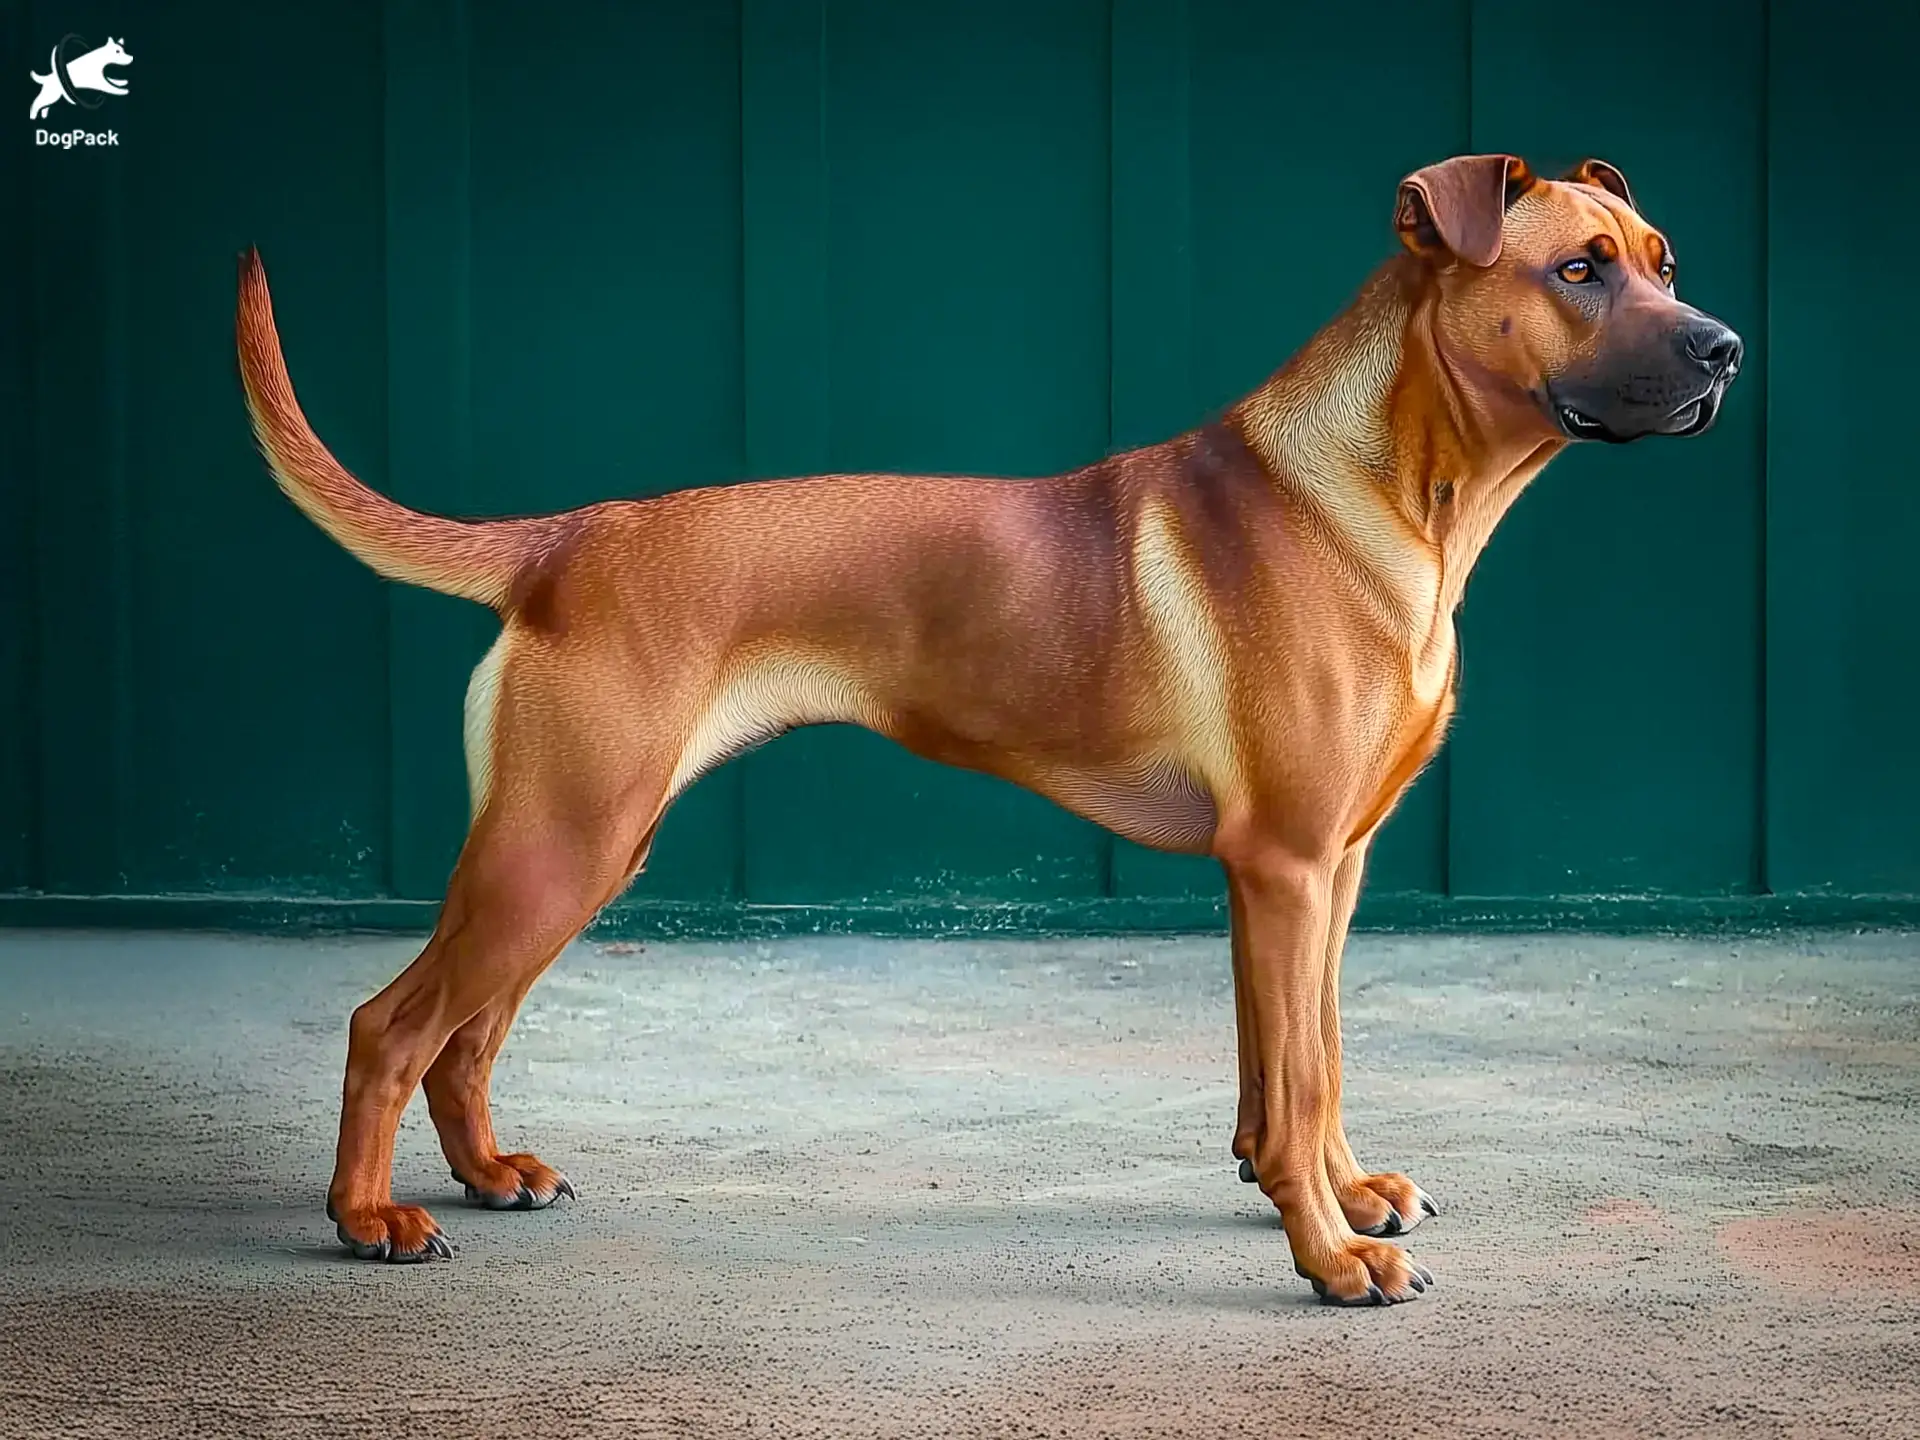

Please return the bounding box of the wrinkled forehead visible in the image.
[1500,181,1671,272]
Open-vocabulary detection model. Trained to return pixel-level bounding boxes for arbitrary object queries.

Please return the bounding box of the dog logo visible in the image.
[28,34,132,120]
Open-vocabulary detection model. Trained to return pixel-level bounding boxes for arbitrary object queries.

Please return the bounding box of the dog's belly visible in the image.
[660,646,1218,855]
[1041,759,1218,855]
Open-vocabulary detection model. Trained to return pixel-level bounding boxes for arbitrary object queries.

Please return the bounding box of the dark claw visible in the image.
[386,1228,452,1264]
[1406,1270,1426,1294]
[1417,1188,1440,1219]
[1308,1277,1327,1298]
[1238,1157,1257,1184]
[1413,1264,1434,1287]
[1361,1207,1406,1237]
[336,1220,389,1262]
[463,1181,534,1210]
[462,1170,573,1209]
[1366,1283,1387,1305]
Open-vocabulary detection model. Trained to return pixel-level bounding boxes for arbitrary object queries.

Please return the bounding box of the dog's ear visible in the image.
[1562,159,1635,211]
[1394,154,1533,268]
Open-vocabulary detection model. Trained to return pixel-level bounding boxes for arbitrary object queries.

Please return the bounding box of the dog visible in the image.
[28,36,131,120]
[234,152,1741,1304]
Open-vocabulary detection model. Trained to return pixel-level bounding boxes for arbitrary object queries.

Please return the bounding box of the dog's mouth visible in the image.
[1551,386,1723,444]
[1553,401,1639,445]
[1557,403,1611,441]
[1666,389,1721,437]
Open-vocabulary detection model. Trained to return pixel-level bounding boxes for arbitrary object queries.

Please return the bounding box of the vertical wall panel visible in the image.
[739,0,830,481]
[23,0,397,899]
[1108,0,1191,459]
[466,0,747,901]
[1450,0,1766,897]
[1,0,34,888]
[112,1,390,896]
[29,0,132,894]
[120,0,390,897]
[1766,0,1920,893]
[744,0,1114,905]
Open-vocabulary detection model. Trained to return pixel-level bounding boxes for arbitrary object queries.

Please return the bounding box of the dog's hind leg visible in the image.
[423,815,657,1211]
[424,976,571,1211]
[326,628,680,1261]
[413,633,642,1213]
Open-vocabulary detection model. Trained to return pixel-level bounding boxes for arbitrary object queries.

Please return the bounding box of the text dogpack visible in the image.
[36,127,118,148]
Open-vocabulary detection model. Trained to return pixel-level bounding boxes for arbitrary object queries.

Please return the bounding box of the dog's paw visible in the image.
[1239,1154,1438,1236]
[1337,1171,1439,1237]
[453,1153,577,1211]
[327,1199,452,1263]
[1296,1236,1433,1306]
[1339,1172,1440,1237]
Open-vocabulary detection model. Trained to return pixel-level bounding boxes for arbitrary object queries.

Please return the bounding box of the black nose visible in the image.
[1684,320,1743,380]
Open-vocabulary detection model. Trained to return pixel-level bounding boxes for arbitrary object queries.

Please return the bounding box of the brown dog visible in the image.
[235,152,1741,1303]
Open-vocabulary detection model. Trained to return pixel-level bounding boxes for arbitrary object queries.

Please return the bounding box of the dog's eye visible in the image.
[1557,259,1594,284]
[1658,258,1676,287]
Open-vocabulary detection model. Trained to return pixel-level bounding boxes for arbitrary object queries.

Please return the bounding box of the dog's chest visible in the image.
[1349,659,1457,847]
[1408,615,1457,712]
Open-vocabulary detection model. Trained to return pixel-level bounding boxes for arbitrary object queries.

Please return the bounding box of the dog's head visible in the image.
[1393,153,1741,443]
[92,37,133,84]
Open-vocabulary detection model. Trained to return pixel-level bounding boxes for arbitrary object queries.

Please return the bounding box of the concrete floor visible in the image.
[1,928,1918,1439]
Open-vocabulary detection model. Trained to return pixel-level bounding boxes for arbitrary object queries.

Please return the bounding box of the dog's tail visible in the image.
[235,248,547,609]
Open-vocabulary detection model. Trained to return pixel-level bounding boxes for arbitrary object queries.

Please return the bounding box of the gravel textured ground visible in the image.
[2,926,1917,1438]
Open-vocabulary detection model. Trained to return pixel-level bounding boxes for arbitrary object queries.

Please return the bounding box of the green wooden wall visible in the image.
[3,0,1915,934]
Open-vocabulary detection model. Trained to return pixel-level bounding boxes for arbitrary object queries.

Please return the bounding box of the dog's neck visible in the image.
[1233,255,1565,622]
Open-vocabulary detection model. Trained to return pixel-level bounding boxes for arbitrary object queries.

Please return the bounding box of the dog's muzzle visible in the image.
[1550,315,1743,444]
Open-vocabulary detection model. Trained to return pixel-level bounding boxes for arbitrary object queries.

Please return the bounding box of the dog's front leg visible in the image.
[1317,842,1439,1237]
[1233,845,1360,1184]
[1228,879,1264,1173]
[1226,850,1430,1304]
